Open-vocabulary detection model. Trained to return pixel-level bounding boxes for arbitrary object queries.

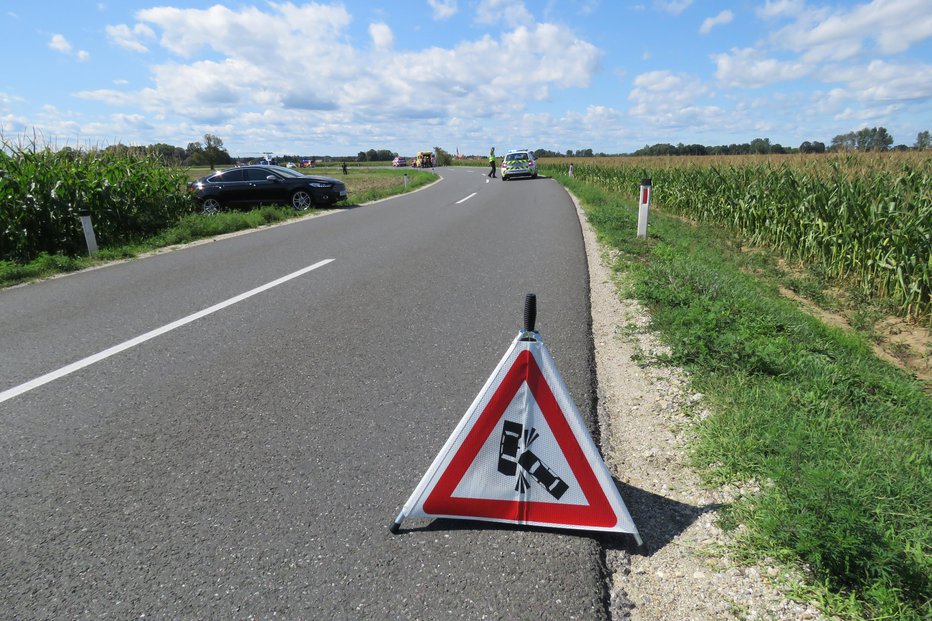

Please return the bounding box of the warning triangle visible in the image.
[394,333,640,540]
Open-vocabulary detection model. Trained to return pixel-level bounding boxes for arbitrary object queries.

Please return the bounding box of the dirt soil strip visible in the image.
[572,192,832,621]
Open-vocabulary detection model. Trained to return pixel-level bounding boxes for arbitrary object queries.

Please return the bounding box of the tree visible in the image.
[201,133,231,169]
[749,137,771,154]
[356,151,367,162]
[184,141,204,166]
[915,131,931,150]
[433,146,453,166]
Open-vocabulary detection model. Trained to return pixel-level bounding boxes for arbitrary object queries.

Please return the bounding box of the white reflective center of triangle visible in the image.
[450,382,589,505]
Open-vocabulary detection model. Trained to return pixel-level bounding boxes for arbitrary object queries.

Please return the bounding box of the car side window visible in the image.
[211,169,245,182]
[245,169,271,181]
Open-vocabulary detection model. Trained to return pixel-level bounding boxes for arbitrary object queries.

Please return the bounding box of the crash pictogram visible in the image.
[498,420,568,499]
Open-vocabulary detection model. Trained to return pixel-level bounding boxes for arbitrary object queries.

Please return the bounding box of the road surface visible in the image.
[0,167,613,619]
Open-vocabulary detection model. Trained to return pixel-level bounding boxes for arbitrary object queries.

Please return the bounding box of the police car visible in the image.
[501,149,538,181]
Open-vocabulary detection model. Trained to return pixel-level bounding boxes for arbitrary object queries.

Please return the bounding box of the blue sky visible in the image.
[3,1,931,157]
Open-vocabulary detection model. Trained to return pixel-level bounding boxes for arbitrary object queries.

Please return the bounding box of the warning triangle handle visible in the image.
[524,293,537,333]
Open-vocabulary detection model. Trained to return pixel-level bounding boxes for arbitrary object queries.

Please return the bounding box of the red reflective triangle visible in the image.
[423,350,617,528]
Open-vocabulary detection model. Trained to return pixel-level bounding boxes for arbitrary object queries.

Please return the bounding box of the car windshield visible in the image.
[506,153,529,162]
[263,165,304,178]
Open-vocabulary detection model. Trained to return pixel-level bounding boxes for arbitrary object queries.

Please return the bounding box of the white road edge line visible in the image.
[455,192,477,204]
[0,258,335,404]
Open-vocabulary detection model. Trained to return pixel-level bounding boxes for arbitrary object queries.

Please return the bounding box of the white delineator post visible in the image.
[404,173,408,191]
[637,178,651,239]
[79,209,98,256]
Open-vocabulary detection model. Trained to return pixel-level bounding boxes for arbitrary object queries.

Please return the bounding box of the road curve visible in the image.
[0,167,611,619]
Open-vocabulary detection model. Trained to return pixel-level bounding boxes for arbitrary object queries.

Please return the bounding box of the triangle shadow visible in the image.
[599,478,722,557]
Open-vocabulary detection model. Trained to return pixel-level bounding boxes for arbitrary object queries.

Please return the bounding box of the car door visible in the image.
[244,168,290,206]
[209,168,248,205]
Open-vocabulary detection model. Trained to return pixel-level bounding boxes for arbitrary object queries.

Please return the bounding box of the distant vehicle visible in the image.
[501,149,538,181]
[413,151,433,168]
[187,165,347,214]
[285,162,297,169]
[392,156,407,167]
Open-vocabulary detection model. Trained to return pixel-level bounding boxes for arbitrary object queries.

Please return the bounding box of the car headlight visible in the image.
[309,182,331,188]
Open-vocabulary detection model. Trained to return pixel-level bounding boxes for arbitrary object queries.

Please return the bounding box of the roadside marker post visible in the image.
[78,209,99,256]
[637,178,651,239]
[390,295,641,544]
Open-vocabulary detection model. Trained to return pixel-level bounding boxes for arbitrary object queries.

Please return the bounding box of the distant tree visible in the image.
[831,132,856,151]
[749,137,771,154]
[202,133,231,170]
[565,149,573,157]
[915,130,931,150]
[356,151,367,162]
[147,143,185,164]
[433,146,453,166]
[574,148,594,157]
[184,141,204,166]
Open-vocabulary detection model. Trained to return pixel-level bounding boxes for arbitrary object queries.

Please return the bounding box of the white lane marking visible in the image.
[0,259,335,404]
[456,192,477,204]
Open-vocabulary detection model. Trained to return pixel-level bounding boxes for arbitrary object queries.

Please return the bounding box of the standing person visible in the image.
[488,147,496,178]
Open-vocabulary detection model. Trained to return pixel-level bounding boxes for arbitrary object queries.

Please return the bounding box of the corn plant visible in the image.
[542,153,932,321]
[1,136,194,263]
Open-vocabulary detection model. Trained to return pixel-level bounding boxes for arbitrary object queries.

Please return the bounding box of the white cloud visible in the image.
[713,47,812,88]
[757,0,805,19]
[48,33,89,60]
[85,3,600,145]
[369,22,393,49]
[49,34,72,54]
[476,0,533,28]
[628,70,729,130]
[822,59,932,102]
[427,0,457,20]
[137,3,353,58]
[106,23,155,53]
[775,0,932,62]
[654,0,692,16]
[700,10,733,35]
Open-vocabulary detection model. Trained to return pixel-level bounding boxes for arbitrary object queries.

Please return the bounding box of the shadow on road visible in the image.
[388,478,721,557]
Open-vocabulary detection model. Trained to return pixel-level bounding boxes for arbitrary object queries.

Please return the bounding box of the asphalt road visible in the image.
[0,167,612,619]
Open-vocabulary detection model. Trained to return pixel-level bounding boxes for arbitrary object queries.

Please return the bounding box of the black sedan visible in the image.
[187,165,347,213]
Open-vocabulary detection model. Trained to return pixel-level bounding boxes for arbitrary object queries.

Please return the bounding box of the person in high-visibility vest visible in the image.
[488,147,496,178]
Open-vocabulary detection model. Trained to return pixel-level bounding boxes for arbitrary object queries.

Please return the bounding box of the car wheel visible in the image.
[201,197,222,214]
[291,190,313,211]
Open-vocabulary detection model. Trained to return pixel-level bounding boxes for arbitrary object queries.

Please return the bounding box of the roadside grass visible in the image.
[0,168,436,289]
[552,172,931,620]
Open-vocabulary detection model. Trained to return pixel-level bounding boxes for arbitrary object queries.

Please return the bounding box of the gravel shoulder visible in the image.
[573,192,832,621]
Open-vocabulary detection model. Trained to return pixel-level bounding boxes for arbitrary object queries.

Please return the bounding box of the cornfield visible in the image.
[542,154,932,321]
[0,138,194,263]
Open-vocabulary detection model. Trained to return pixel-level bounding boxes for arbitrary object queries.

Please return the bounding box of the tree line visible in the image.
[544,128,930,159]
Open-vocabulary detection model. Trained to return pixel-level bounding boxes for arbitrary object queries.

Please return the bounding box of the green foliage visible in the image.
[433,147,453,166]
[542,156,932,322]
[0,137,195,263]
[550,169,932,620]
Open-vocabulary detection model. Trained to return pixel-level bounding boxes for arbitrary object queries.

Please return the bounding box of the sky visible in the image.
[2,0,931,157]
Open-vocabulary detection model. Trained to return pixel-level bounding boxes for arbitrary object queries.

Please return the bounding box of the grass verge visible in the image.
[553,172,931,620]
